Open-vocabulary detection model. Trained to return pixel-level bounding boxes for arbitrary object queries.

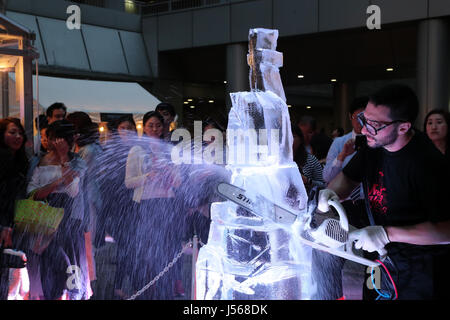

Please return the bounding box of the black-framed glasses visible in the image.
[357,112,406,136]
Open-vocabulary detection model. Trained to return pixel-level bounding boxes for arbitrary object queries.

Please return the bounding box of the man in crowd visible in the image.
[297,116,316,154]
[155,102,177,142]
[319,84,450,299]
[312,97,368,300]
[46,102,67,124]
[323,96,368,187]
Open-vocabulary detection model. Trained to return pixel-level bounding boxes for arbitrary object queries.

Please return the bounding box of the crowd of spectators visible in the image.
[1,83,449,300]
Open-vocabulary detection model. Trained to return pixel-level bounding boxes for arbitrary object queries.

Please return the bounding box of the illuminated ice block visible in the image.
[196,28,313,300]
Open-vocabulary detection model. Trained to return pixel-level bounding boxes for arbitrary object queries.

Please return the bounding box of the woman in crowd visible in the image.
[0,118,29,300]
[182,117,227,243]
[39,124,49,154]
[125,111,181,299]
[67,112,103,242]
[424,109,449,162]
[202,117,227,166]
[292,125,326,191]
[100,115,138,299]
[66,112,103,294]
[26,120,90,300]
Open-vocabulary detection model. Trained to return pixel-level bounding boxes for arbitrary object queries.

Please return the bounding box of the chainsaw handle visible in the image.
[327,199,349,232]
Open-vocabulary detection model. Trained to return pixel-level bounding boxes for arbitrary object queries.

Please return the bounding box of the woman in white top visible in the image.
[26,120,90,300]
[125,111,181,300]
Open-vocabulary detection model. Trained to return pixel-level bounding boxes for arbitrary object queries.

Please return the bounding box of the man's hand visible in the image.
[317,189,340,213]
[349,226,390,257]
[337,139,355,162]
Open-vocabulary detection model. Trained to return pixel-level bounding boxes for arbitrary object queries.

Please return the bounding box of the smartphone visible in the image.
[354,134,367,151]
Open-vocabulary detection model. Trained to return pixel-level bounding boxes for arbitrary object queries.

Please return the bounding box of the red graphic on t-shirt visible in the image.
[368,171,388,215]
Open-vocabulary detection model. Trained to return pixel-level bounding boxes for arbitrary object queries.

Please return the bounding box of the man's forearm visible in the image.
[385,221,450,245]
[327,172,360,200]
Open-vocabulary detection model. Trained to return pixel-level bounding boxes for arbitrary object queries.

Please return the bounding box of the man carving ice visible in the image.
[318,84,450,299]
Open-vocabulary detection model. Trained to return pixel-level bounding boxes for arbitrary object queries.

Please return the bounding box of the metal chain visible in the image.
[126,240,192,300]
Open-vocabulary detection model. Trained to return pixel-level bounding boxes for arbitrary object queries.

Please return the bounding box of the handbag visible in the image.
[14,192,64,236]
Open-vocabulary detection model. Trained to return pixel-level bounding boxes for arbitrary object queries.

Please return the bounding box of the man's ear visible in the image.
[398,122,412,136]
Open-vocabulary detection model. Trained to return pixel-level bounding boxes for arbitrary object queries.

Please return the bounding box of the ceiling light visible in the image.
[287,105,292,108]
[306,106,312,109]
[208,100,214,103]
[224,81,227,84]
[190,105,195,109]
[297,75,304,79]
[386,67,394,72]
[183,101,189,104]
[331,79,337,82]
[187,98,193,102]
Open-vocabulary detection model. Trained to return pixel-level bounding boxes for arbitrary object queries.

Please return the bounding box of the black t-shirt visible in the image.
[343,130,449,227]
[343,131,450,299]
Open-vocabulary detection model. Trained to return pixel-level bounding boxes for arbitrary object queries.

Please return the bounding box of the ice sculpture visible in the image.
[195,28,313,300]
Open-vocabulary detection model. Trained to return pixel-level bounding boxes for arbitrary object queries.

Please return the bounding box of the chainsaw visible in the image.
[216,182,381,267]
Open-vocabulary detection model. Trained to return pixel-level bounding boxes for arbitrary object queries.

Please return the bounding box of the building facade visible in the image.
[3,0,450,133]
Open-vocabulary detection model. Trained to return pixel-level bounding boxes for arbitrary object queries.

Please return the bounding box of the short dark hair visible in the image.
[349,96,369,115]
[35,114,48,129]
[155,102,176,117]
[203,117,225,132]
[297,115,317,131]
[66,111,99,147]
[112,115,137,132]
[40,122,49,132]
[46,119,75,150]
[369,84,419,124]
[46,102,67,118]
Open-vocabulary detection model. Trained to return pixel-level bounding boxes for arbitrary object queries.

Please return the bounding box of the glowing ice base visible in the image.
[196,166,314,300]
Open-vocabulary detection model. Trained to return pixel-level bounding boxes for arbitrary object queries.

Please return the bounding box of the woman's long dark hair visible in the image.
[0,117,29,175]
[424,109,449,154]
[292,124,308,168]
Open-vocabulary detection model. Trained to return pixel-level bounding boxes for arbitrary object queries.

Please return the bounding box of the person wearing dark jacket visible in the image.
[0,118,29,300]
